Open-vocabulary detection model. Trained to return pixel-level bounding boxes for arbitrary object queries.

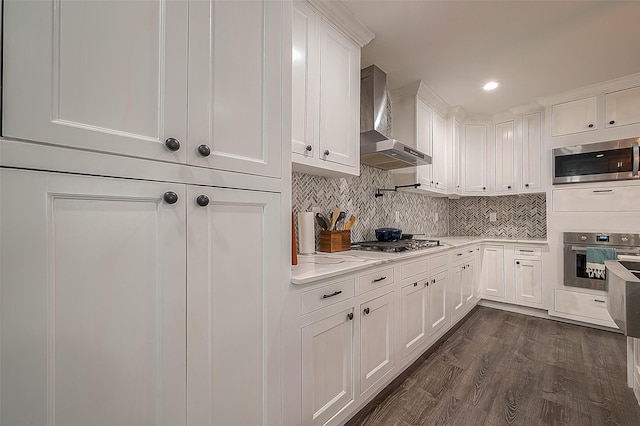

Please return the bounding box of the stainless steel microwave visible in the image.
[553,138,640,184]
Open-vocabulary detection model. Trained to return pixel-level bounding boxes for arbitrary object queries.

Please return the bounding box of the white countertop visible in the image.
[291,236,547,285]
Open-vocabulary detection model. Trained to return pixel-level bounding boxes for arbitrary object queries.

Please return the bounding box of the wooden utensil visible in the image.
[329,207,340,231]
[343,215,356,230]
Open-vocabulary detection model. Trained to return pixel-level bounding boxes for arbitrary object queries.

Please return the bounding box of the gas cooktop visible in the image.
[351,239,440,253]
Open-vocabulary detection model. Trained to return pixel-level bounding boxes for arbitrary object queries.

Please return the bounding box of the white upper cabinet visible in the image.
[188,0,284,178]
[493,120,515,194]
[291,1,371,177]
[3,0,188,163]
[462,123,489,194]
[520,112,543,192]
[551,96,597,136]
[4,0,284,179]
[431,111,447,192]
[416,98,434,188]
[605,86,640,128]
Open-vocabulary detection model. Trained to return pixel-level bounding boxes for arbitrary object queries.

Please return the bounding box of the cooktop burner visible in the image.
[351,239,440,253]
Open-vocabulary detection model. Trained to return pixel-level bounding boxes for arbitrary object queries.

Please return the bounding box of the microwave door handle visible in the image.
[633,141,639,176]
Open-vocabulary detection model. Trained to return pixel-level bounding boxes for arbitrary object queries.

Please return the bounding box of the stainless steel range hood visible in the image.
[360,65,431,170]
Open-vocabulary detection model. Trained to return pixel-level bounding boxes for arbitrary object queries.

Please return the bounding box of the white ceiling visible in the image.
[342,0,640,116]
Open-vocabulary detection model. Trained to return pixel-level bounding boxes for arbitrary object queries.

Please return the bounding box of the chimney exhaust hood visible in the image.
[360,65,431,170]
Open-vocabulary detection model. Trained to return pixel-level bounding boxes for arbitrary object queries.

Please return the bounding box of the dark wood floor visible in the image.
[346,306,640,426]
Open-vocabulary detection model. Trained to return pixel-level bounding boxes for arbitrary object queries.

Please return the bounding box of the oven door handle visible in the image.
[633,141,639,176]
[570,246,640,255]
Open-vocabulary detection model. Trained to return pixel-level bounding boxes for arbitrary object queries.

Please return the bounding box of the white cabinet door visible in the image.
[521,112,543,192]
[0,169,186,426]
[3,0,188,163]
[360,292,394,394]
[605,86,640,128]
[453,119,463,194]
[431,111,447,191]
[451,263,465,323]
[186,186,282,425]
[463,258,477,305]
[463,123,488,193]
[416,98,433,187]
[301,308,355,426]
[400,280,428,359]
[494,120,515,194]
[318,18,360,170]
[514,259,543,307]
[188,0,284,177]
[427,270,448,337]
[551,96,597,136]
[481,245,505,299]
[292,1,318,158]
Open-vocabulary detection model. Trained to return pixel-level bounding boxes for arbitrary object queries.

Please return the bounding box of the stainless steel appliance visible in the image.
[360,65,431,170]
[553,138,640,184]
[605,259,640,338]
[564,232,640,291]
[352,238,440,253]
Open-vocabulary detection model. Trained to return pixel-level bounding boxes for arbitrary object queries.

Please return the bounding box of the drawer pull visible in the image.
[322,290,342,299]
[594,299,605,303]
[373,276,387,283]
[456,253,463,257]
[592,189,613,193]
[468,250,474,253]
[520,249,534,253]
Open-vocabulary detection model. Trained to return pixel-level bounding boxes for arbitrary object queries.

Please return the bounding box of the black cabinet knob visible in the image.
[588,123,594,128]
[306,145,312,152]
[483,187,487,190]
[609,120,615,125]
[525,183,530,188]
[414,282,418,287]
[165,137,180,151]
[198,144,211,157]
[324,150,330,156]
[432,279,436,284]
[516,261,520,265]
[163,191,178,204]
[507,185,511,190]
[363,307,370,315]
[347,312,354,321]
[196,195,210,207]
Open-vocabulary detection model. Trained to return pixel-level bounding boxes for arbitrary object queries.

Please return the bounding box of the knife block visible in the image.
[319,230,351,253]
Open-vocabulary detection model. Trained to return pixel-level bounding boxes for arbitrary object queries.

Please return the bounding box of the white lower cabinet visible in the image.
[514,258,543,307]
[481,245,505,299]
[400,279,429,359]
[301,306,355,426]
[0,168,283,426]
[360,291,395,394]
[427,270,449,337]
[451,248,478,323]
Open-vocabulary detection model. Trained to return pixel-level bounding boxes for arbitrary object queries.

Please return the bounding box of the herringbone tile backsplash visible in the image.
[292,165,546,250]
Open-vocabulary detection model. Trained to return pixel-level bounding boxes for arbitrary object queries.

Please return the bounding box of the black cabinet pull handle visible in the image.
[594,299,605,303]
[163,191,178,204]
[373,276,387,283]
[322,290,342,299]
[347,312,354,320]
[588,123,594,128]
[457,253,463,256]
[165,137,180,151]
[306,145,312,152]
[198,144,211,157]
[363,307,370,315]
[196,195,210,207]
[609,120,615,125]
[324,150,330,156]
[520,249,534,252]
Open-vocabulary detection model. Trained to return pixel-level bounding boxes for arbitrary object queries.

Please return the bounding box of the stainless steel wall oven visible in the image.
[563,232,640,291]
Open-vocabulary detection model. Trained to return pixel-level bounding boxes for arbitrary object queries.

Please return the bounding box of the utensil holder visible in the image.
[319,230,351,253]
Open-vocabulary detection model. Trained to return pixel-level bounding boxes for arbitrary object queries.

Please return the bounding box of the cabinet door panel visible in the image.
[428,271,448,337]
[3,0,187,163]
[416,98,433,186]
[551,97,597,136]
[360,292,394,394]
[521,112,542,191]
[318,19,359,168]
[0,169,186,426]
[188,0,283,177]
[187,186,282,426]
[431,111,446,190]
[605,86,640,128]
[301,309,354,426]
[463,124,488,193]
[401,281,427,359]
[481,246,505,299]
[451,264,465,322]
[494,121,515,193]
[464,260,476,304]
[515,259,542,305]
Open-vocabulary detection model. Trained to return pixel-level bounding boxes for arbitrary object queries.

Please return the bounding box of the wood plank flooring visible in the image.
[346,307,640,426]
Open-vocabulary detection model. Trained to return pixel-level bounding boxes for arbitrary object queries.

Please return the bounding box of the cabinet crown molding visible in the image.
[537,71,640,106]
[306,0,375,47]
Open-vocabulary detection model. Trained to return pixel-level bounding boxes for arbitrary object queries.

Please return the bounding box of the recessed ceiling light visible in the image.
[483,81,500,91]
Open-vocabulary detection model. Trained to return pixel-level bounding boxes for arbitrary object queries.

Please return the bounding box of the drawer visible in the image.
[301,278,355,315]
[553,185,640,212]
[429,253,448,270]
[451,248,474,263]
[359,267,394,294]
[554,289,612,322]
[401,259,428,280]
[514,246,542,257]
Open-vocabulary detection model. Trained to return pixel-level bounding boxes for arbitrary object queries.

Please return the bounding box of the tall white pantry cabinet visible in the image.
[0,1,291,425]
